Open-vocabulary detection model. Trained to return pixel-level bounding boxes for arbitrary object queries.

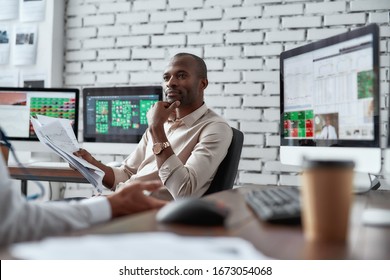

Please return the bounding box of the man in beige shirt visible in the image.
[75,53,232,200]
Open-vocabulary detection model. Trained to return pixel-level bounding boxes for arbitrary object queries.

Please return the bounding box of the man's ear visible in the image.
[200,78,208,90]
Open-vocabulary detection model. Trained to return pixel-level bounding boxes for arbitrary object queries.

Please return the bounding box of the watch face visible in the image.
[153,143,162,155]
[153,142,169,155]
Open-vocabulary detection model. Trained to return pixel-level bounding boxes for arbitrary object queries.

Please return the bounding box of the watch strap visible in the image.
[153,141,170,154]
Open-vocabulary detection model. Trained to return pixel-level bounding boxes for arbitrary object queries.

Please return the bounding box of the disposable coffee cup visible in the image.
[301,159,355,242]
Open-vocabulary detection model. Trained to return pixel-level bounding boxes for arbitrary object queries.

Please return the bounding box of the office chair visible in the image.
[203,127,244,196]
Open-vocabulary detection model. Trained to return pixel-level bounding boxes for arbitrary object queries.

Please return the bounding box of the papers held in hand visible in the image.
[30,115,104,193]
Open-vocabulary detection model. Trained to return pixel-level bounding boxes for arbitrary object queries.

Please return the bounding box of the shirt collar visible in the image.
[179,103,208,128]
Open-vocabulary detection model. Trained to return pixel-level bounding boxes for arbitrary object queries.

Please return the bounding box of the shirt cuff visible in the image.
[80,196,112,224]
[159,154,182,183]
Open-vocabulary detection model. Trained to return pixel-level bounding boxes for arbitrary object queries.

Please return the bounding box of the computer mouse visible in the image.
[156,198,229,226]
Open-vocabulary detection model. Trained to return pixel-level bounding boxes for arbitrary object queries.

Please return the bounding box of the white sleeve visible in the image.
[0,175,111,247]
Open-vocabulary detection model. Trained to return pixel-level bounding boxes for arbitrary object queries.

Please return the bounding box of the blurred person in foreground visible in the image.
[0,152,166,247]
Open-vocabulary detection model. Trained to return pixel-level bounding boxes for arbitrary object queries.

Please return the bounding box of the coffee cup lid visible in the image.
[302,158,355,169]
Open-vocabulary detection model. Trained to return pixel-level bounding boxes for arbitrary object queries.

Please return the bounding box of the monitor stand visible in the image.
[353,172,381,194]
[359,174,390,227]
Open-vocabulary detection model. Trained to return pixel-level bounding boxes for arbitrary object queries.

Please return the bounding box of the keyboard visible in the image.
[245,186,301,224]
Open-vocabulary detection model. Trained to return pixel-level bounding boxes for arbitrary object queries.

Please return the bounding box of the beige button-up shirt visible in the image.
[112,103,232,199]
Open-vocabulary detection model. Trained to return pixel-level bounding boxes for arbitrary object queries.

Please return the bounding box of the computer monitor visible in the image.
[0,87,79,160]
[82,86,162,155]
[280,24,381,176]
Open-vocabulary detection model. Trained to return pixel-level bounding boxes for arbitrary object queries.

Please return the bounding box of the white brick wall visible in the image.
[67,27,97,39]
[66,50,96,61]
[117,12,149,24]
[225,83,262,94]
[64,0,390,190]
[151,35,186,46]
[205,96,242,107]
[117,35,150,47]
[83,61,114,72]
[307,27,349,41]
[187,8,222,21]
[226,32,264,44]
[83,38,114,49]
[98,25,129,37]
[244,44,283,56]
[282,16,322,28]
[84,15,115,26]
[96,72,129,85]
[324,13,366,26]
[244,133,264,146]
[116,61,149,71]
[224,7,263,19]
[166,22,202,34]
[169,0,203,9]
[98,2,131,14]
[151,11,185,22]
[305,1,346,14]
[350,0,390,11]
[188,34,224,45]
[205,46,241,58]
[263,4,303,16]
[98,49,130,60]
[243,96,279,107]
[133,0,166,11]
[241,18,279,30]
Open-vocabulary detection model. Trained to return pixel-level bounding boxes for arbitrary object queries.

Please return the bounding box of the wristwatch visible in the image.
[152,141,170,155]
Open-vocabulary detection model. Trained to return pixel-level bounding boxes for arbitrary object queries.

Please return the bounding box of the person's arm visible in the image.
[0,178,166,247]
[0,177,110,246]
[147,101,180,168]
[73,149,115,189]
[159,122,232,198]
[107,180,167,217]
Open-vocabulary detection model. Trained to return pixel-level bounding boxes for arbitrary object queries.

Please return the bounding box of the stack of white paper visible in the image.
[10,232,272,260]
[31,115,105,193]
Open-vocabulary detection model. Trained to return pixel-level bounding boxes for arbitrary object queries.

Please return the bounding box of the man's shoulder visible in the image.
[204,107,229,124]
[201,109,232,137]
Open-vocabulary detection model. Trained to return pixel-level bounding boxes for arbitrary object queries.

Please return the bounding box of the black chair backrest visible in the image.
[203,127,244,196]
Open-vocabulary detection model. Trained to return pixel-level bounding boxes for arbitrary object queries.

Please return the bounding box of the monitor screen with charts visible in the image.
[82,86,162,154]
[280,24,381,174]
[0,87,79,153]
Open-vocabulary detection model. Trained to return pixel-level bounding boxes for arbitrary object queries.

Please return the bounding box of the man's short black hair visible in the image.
[172,53,208,79]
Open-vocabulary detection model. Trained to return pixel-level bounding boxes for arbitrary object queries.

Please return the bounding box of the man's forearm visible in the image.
[90,158,115,189]
[149,124,174,168]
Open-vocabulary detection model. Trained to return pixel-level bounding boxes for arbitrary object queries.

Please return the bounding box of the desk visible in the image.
[8,166,89,195]
[74,186,390,259]
[1,186,390,259]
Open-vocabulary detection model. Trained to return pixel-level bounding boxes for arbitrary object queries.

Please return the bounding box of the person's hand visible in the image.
[147,101,180,128]
[107,180,167,218]
[74,148,116,189]
[73,148,96,164]
[73,148,101,168]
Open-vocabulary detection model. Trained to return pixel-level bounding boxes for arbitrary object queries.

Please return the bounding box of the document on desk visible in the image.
[30,115,104,193]
[10,232,272,260]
